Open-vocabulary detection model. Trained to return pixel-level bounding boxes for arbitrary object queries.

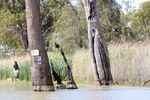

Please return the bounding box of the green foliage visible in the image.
[0,2,25,54]
[48,52,72,81]
[0,51,73,81]
[0,65,11,80]
[0,59,31,81]
[98,0,122,42]
[0,0,149,56]
[131,1,150,40]
[120,1,150,41]
[18,61,31,81]
[0,51,72,81]
[46,2,88,53]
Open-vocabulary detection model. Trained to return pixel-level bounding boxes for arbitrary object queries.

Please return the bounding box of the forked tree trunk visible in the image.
[25,0,55,91]
[81,0,113,85]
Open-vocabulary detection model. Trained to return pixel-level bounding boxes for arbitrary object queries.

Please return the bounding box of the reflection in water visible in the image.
[0,82,32,91]
[0,82,150,100]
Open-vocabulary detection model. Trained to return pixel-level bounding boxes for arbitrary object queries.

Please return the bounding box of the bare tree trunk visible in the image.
[25,0,55,91]
[55,43,78,89]
[81,0,113,85]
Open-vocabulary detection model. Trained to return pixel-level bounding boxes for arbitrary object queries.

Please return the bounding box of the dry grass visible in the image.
[0,56,30,68]
[72,42,150,86]
[109,42,150,85]
[72,49,94,83]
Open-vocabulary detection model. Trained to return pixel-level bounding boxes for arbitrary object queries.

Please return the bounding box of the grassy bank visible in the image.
[0,42,150,86]
[72,42,150,86]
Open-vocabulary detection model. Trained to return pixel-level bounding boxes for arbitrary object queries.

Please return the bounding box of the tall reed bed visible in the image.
[0,52,72,81]
[0,56,31,81]
[72,49,94,83]
[72,42,150,85]
[109,42,150,85]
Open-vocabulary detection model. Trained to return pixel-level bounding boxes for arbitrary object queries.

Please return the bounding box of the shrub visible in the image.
[0,65,11,80]
[18,61,31,81]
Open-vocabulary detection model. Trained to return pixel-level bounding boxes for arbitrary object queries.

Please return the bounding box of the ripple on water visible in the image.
[0,82,150,100]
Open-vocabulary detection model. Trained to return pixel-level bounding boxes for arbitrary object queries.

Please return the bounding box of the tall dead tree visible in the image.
[55,43,78,89]
[81,0,113,85]
[25,0,55,91]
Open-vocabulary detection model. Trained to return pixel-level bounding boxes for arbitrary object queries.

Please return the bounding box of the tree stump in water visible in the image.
[55,43,78,89]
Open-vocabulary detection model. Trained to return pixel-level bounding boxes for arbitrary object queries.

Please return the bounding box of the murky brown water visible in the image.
[0,82,150,100]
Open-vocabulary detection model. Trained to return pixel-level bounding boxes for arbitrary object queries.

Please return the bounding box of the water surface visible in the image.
[0,82,150,100]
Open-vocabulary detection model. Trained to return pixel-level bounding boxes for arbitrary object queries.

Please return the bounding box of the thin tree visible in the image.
[55,43,78,89]
[81,0,113,85]
[25,0,55,91]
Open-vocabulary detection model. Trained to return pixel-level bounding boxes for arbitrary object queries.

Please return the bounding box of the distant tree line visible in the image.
[0,0,149,56]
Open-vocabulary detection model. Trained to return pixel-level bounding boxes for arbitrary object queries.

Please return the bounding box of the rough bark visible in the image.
[25,0,55,91]
[55,43,78,89]
[81,0,113,85]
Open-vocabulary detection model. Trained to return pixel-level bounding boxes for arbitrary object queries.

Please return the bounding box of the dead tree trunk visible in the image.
[25,0,55,91]
[81,0,113,85]
[55,43,78,89]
